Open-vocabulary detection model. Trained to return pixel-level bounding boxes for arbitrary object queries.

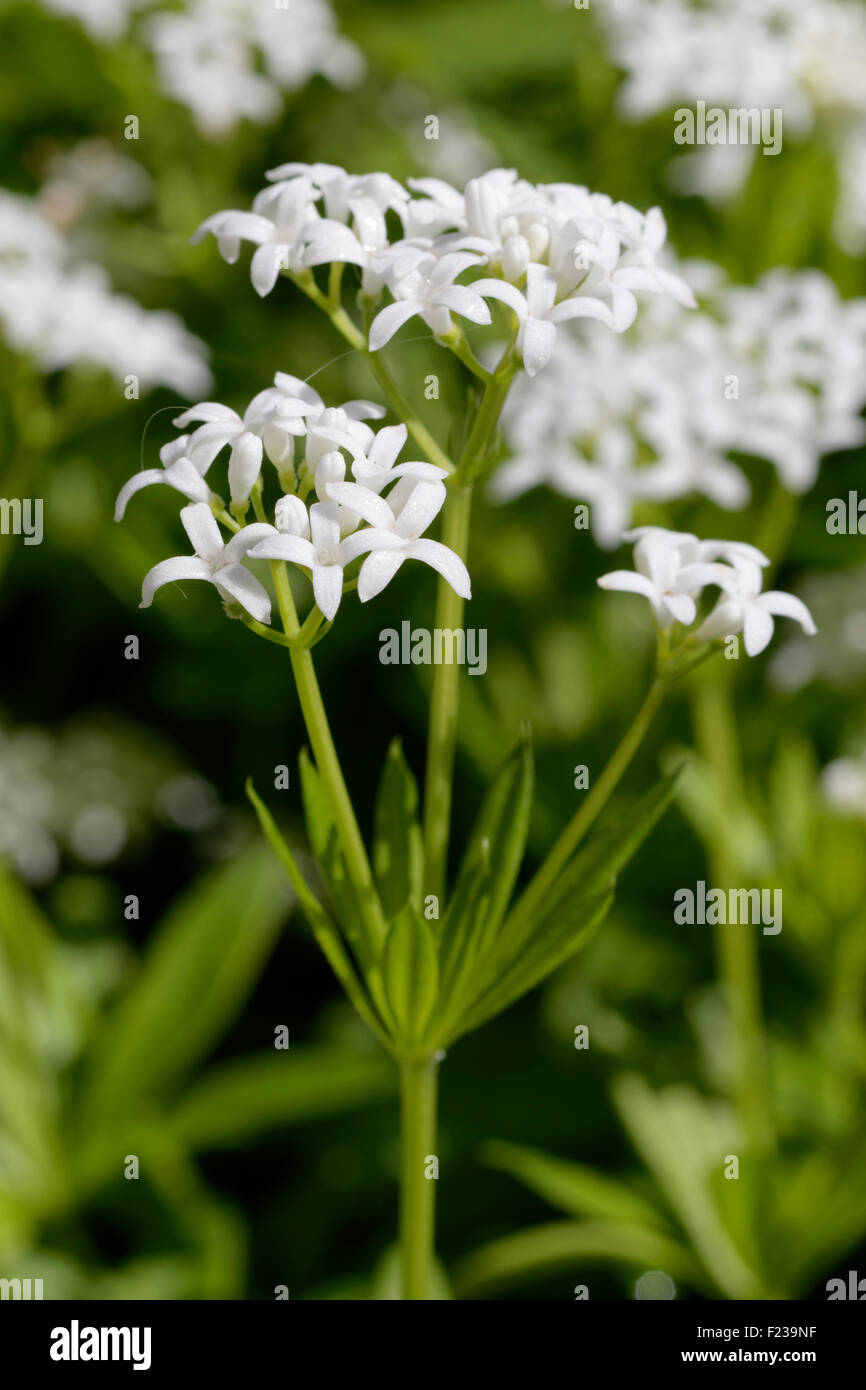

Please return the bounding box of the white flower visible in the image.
[695,560,817,656]
[597,529,727,628]
[172,402,266,506]
[324,476,472,603]
[140,504,275,624]
[115,436,213,521]
[348,423,447,494]
[369,250,491,348]
[249,500,367,621]
[146,0,363,138]
[192,176,320,296]
[473,264,621,376]
[0,190,211,396]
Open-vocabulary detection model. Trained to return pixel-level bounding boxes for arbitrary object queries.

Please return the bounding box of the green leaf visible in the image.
[373,740,425,919]
[612,1074,764,1299]
[442,888,613,1043]
[499,771,681,970]
[452,1220,709,1300]
[169,1047,395,1150]
[78,842,290,1124]
[247,780,394,1051]
[381,906,439,1047]
[298,750,373,971]
[440,735,533,987]
[481,1140,668,1229]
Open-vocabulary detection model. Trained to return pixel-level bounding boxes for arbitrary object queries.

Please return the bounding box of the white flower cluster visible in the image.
[147,0,364,137]
[598,527,816,657]
[37,0,364,136]
[495,267,866,546]
[0,714,220,885]
[0,190,211,396]
[117,377,471,625]
[194,162,696,375]
[597,0,866,248]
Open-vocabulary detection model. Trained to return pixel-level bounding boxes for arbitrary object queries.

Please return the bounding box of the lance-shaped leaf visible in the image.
[496,771,681,971]
[381,905,439,1049]
[439,735,533,995]
[169,1047,395,1150]
[438,773,680,1045]
[78,839,290,1127]
[298,749,375,973]
[481,1140,669,1229]
[440,887,613,1044]
[373,740,425,920]
[247,781,394,1051]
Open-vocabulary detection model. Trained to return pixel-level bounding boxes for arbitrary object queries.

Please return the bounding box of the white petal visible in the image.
[180,503,225,563]
[757,591,817,636]
[173,402,239,427]
[520,316,557,377]
[251,243,287,297]
[249,534,317,567]
[743,604,775,656]
[368,299,421,350]
[663,592,696,626]
[223,522,279,564]
[695,600,745,644]
[140,556,212,608]
[357,547,407,601]
[405,538,471,598]
[115,469,171,522]
[435,284,492,326]
[213,564,272,624]
[394,479,446,539]
[327,483,394,527]
[473,278,528,320]
[312,564,344,621]
[548,295,616,329]
[228,431,264,504]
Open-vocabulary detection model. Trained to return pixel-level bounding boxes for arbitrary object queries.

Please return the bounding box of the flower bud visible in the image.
[275,494,310,538]
[314,449,346,501]
[502,234,530,283]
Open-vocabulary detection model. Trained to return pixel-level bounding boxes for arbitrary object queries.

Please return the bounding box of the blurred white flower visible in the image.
[494,266,866,546]
[595,0,866,244]
[0,190,210,395]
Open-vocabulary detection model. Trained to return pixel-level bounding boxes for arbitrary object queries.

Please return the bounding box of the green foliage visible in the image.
[250,738,677,1060]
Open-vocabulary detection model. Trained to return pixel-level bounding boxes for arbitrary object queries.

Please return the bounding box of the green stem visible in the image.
[691,678,775,1158]
[289,273,455,474]
[422,482,472,903]
[271,559,386,955]
[422,348,520,902]
[399,1056,439,1300]
[513,675,669,926]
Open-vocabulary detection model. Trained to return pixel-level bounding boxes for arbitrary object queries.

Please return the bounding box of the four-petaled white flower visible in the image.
[472,264,622,376]
[369,251,491,349]
[249,500,371,621]
[598,529,727,627]
[695,559,817,655]
[325,476,471,603]
[140,503,275,623]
